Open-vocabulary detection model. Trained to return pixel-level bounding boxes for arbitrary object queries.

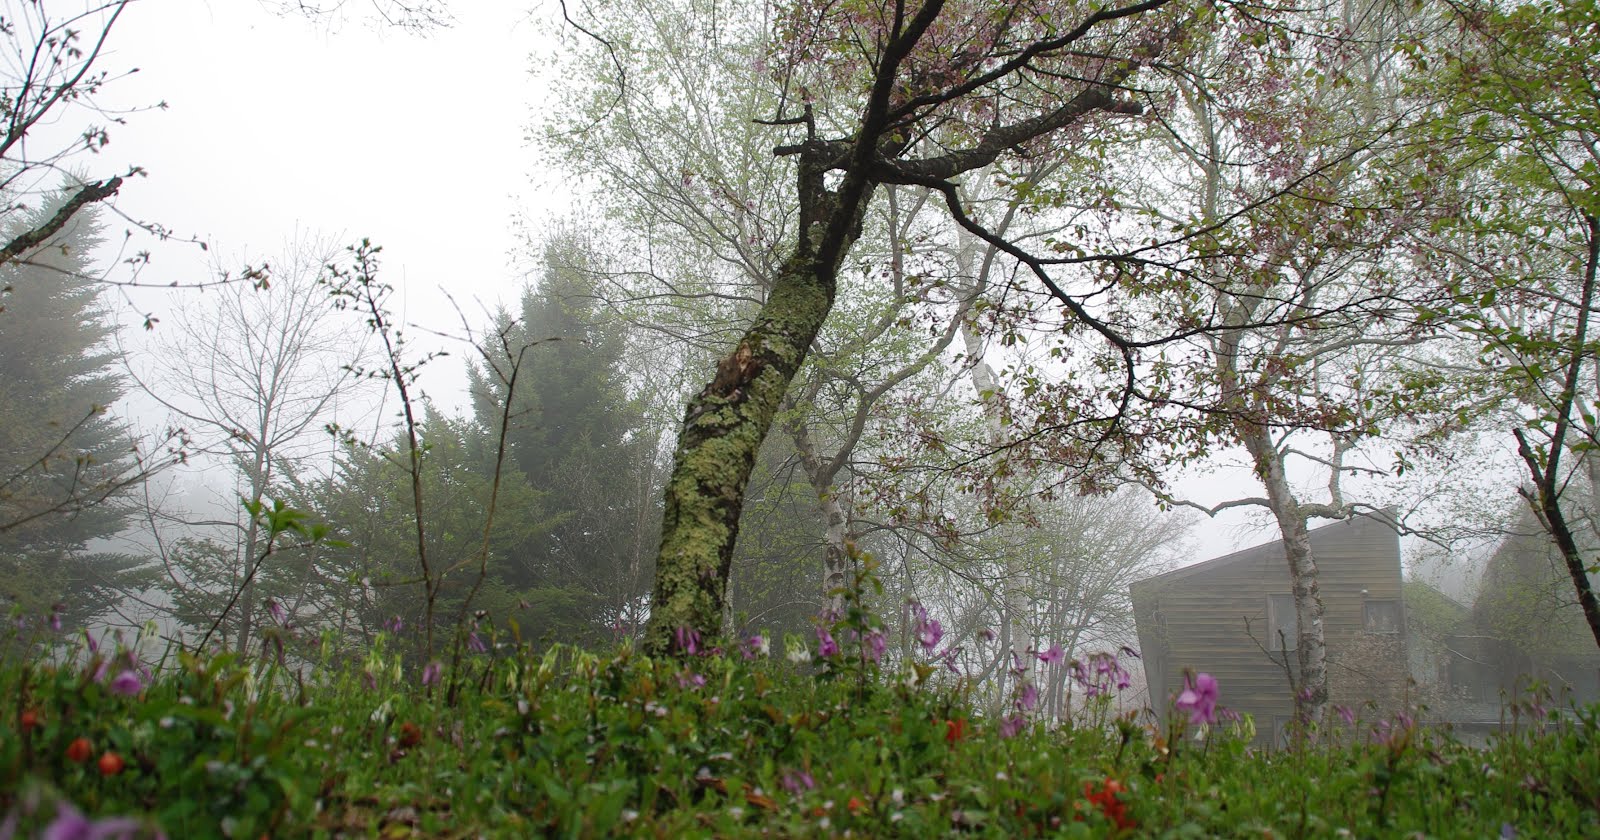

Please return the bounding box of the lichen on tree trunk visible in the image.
[643,147,871,653]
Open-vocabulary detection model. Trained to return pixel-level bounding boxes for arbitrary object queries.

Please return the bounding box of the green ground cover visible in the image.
[2,618,1596,838]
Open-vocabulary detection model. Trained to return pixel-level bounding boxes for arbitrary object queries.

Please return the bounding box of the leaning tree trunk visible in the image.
[643,149,871,654]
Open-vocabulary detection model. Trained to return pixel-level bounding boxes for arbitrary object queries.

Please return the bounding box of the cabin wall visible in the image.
[1130,516,1409,744]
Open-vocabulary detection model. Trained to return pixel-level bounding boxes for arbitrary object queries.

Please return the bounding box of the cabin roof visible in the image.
[1130,511,1397,595]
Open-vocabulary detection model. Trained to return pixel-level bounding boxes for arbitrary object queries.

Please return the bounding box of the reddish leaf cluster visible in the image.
[1082,778,1135,830]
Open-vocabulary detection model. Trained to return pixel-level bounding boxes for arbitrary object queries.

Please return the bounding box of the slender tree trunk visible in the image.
[1514,214,1600,649]
[1239,427,1330,724]
[788,416,854,613]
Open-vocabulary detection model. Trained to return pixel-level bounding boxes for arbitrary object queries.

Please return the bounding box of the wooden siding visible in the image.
[1130,514,1408,743]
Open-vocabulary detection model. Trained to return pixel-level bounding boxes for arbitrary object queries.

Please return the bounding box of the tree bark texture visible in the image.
[644,149,869,653]
[1239,427,1330,724]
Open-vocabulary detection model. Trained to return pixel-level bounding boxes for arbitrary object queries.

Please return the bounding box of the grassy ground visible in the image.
[2,621,1597,838]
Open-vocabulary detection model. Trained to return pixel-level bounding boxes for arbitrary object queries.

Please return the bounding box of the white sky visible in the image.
[57,0,1496,572]
[95,0,560,406]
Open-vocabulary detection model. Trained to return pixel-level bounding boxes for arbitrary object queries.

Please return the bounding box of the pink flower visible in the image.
[1037,643,1064,666]
[421,661,443,687]
[915,618,943,651]
[780,768,815,795]
[1175,672,1219,726]
[108,670,143,697]
[467,631,487,654]
[815,626,839,658]
[673,626,701,656]
[677,671,706,690]
[863,629,887,663]
[997,714,1027,738]
[1016,681,1040,712]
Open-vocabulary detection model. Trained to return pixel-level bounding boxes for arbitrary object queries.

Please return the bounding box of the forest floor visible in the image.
[2,621,1597,838]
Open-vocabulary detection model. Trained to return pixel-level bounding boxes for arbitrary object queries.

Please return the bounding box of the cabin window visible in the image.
[1364,600,1402,634]
[1268,594,1297,652]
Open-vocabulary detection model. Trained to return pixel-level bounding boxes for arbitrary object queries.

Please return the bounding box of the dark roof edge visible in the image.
[1130,508,1399,594]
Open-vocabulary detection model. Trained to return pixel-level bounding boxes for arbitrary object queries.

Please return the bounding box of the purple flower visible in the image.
[48,604,63,632]
[915,618,943,651]
[815,626,840,658]
[1335,705,1356,726]
[744,634,769,659]
[42,803,146,840]
[780,768,815,795]
[84,630,99,655]
[677,671,706,690]
[1175,672,1219,726]
[421,661,443,687]
[1016,681,1040,712]
[385,616,404,634]
[977,627,996,642]
[1037,643,1064,666]
[467,631,487,654]
[997,714,1027,739]
[266,598,286,626]
[361,669,377,691]
[863,629,887,663]
[673,626,701,656]
[108,670,144,697]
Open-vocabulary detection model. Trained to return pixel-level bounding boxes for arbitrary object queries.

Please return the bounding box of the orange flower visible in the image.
[65,737,93,763]
[97,751,125,776]
[945,718,967,744]
[1083,778,1136,830]
[846,797,866,815]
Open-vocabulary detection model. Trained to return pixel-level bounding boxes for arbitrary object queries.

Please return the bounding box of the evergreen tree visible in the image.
[0,209,147,625]
[469,237,659,641]
[309,404,554,652]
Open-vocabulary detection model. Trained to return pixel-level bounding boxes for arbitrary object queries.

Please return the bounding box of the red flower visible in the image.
[945,718,967,744]
[97,751,125,776]
[19,709,40,732]
[398,721,422,748]
[1083,779,1136,830]
[65,737,93,763]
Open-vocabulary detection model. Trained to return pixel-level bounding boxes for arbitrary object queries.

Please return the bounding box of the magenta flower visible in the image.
[863,629,887,663]
[915,618,943,651]
[673,626,701,656]
[1037,643,1064,666]
[908,600,944,651]
[677,671,706,690]
[1335,705,1356,726]
[1175,672,1219,725]
[467,631,487,654]
[997,714,1027,738]
[815,626,840,658]
[384,616,404,634]
[1016,680,1040,712]
[108,670,143,697]
[421,661,443,687]
[40,801,149,840]
[266,598,286,626]
[780,768,815,795]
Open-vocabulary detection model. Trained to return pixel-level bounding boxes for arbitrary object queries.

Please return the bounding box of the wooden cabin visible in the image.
[1130,513,1409,744]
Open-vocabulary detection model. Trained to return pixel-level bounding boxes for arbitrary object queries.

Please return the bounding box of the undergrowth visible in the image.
[1,614,1597,838]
